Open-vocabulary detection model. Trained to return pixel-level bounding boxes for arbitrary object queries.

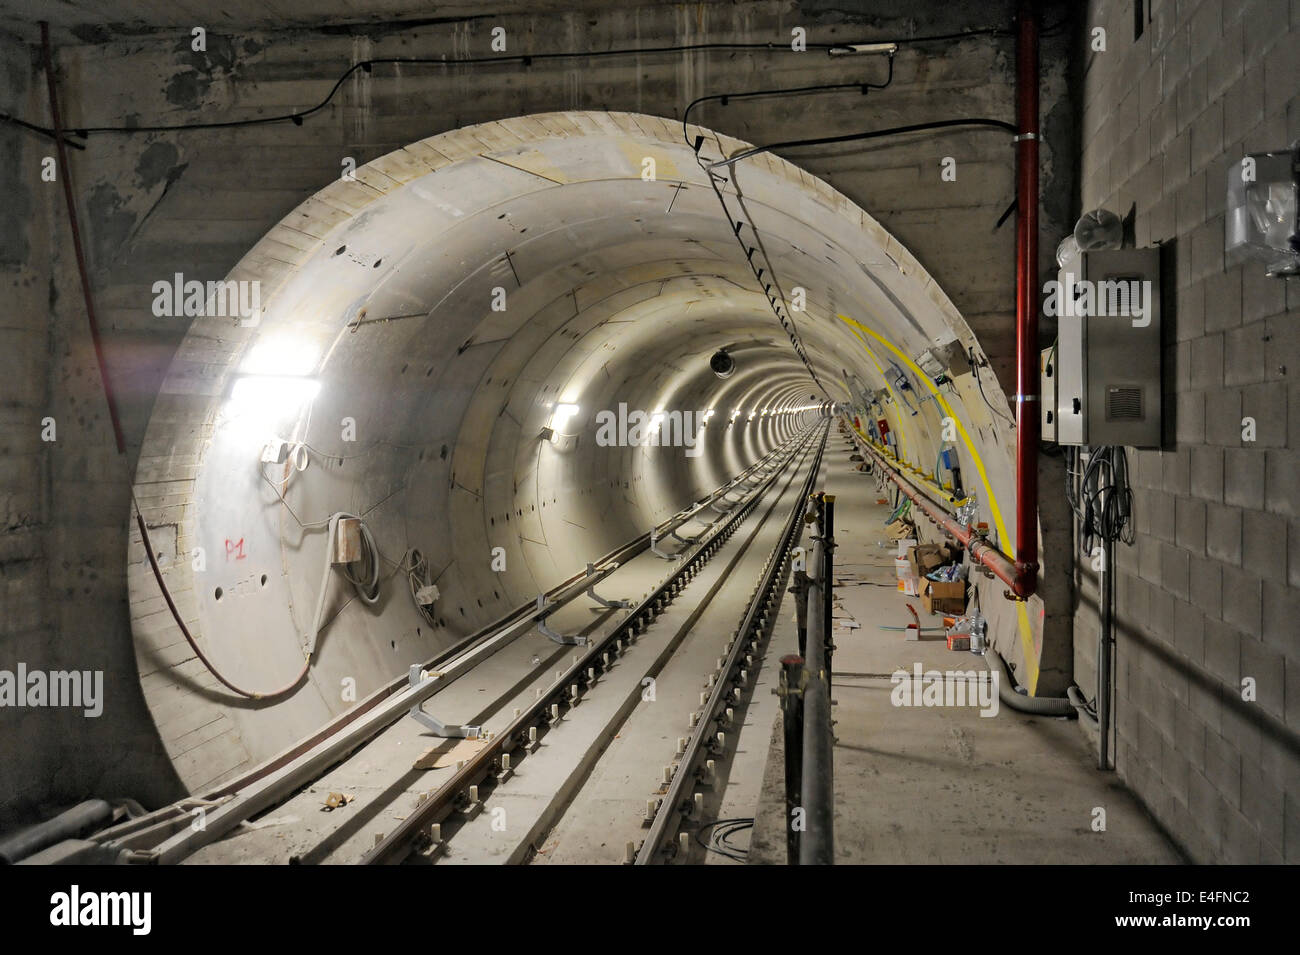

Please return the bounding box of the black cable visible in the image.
[695,817,754,862]
[681,56,894,148]
[16,42,847,140]
[9,13,1067,143]
[692,144,825,393]
[707,117,1018,170]
[968,348,1017,429]
[0,111,86,150]
[1069,446,1135,559]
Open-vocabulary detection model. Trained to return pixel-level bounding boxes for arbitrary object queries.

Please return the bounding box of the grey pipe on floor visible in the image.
[980,649,1076,717]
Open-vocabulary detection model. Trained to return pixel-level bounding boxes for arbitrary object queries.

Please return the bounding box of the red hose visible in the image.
[134,505,309,700]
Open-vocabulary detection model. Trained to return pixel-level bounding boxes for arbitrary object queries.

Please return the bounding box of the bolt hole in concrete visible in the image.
[214,587,223,601]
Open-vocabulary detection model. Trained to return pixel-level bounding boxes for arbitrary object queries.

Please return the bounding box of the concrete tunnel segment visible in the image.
[126,110,1041,792]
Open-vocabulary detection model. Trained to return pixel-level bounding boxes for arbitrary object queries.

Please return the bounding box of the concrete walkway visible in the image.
[751,446,1181,865]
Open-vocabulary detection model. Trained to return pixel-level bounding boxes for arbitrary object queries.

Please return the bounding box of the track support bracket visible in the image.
[650,530,681,560]
[406,665,482,738]
[585,562,632,609]
[536,594,589,645]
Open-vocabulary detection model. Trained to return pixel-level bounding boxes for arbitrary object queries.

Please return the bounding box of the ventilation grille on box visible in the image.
[1106,386,1143,420]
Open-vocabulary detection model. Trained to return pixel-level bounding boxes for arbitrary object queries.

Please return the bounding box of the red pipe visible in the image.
[40,21,126,454]
[1012,0,1040,598]
[839,6,1041,602]
[848,432,1020,594]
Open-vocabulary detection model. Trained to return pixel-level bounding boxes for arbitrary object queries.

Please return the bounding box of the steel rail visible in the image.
[96,435,806,858]
[361,425,825,864]
[635,422,828,863]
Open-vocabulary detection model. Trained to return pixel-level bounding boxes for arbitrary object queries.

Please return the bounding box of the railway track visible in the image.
[89,421,828,865]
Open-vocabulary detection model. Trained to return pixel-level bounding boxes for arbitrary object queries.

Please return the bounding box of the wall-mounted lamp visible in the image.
[550,402,580,431]
[827,42,898,57]
[230,375,320,413]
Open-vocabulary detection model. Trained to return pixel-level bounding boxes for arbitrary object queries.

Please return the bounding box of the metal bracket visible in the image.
[406,665,481,738]
[585,562,631,609]
[536,594,589,645]
[650,530,681,561]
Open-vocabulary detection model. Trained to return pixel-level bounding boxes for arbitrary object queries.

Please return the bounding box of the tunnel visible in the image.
[126,112,1030,787]
[2,0,1295,917]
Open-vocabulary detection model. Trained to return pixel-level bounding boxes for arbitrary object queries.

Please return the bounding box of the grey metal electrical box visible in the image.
[1040,346,1057,442]
[1053,248,1162,449]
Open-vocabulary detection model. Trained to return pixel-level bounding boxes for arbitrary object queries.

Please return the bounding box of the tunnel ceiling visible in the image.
[129,110,1019,790]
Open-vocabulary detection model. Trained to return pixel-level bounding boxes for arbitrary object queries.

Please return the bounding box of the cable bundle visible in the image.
[1066,446,1135,557]
[694,818,754,862]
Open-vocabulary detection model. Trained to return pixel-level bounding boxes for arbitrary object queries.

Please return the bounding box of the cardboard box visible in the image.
[921,578,966,615]
[897,577,920,597]
[886,518,916,540]
[907,544,947,578]
[938,541,964,564]
[946,632,971,651]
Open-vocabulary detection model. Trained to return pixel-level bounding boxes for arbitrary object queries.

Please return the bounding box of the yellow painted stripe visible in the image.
[843,324,912,466]
[837,313,1039,692]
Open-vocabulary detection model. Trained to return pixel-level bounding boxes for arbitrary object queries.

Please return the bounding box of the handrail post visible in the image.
[777,654,806,865]
[799,536,835,865]
[787,569,810,657]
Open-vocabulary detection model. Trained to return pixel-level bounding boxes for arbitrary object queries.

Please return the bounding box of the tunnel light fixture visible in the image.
[240,334,321,378]
[550,402,580,432]
[827,41,898,57]
[230,375,321,414]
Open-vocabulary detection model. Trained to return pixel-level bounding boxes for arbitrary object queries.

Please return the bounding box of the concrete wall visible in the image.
[0,1,1075,831]
[0,28,186,828]
[1077,0,1300,862]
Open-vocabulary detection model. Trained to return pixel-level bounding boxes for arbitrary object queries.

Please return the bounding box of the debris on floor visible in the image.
[414,736,489,770]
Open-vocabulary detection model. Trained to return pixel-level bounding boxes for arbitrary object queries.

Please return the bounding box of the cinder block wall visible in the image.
[0,1,1076,831]
[1077,0,1299,862]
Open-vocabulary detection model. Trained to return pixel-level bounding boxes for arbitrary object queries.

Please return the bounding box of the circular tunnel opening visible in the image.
[129,110,1019,789]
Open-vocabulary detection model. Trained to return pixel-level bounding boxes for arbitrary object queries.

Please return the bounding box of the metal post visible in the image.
[800,539,834,865]
[821,494,836,685]
[788,570,810,657]
[1098,534,1113,771]
[778,655,806,866]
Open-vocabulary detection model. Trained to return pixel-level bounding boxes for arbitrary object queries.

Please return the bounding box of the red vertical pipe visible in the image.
[1012,0,1039,598]
[40,21,126,454]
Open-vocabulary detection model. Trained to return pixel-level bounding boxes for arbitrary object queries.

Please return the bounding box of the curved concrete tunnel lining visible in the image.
[131,111,1029,789]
